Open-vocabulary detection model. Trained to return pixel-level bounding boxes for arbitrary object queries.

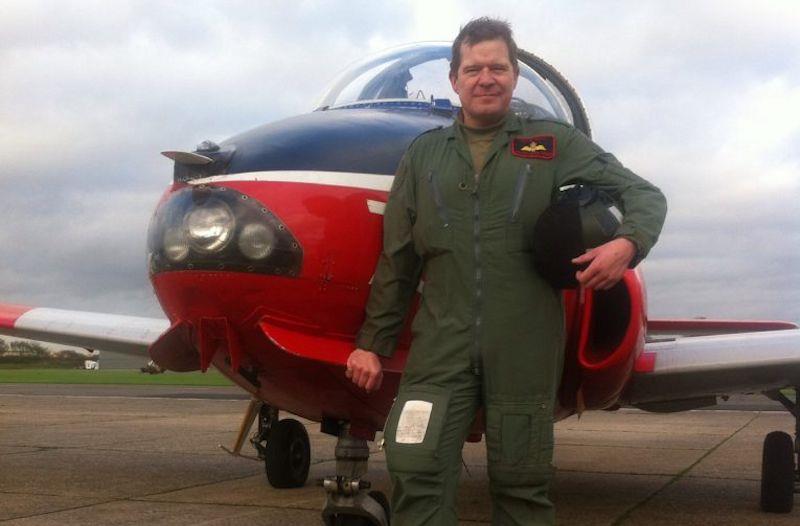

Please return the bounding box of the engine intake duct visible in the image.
[562,271,645,410]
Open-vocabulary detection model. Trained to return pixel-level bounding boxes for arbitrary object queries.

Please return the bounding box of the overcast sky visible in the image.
[1,0,798,324]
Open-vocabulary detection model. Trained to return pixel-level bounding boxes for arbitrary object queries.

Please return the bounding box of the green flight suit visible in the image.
[356,113,667,525]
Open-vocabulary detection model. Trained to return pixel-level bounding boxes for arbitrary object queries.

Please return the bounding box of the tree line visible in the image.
[0,337,89,368]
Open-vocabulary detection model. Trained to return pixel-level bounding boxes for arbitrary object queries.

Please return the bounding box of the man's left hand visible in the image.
[572,237,637,290]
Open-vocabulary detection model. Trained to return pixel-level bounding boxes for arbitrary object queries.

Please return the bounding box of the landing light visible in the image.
[147,185,303,275]
[239,223,276,260]
[163,227,190,262]
[185,200,234,253]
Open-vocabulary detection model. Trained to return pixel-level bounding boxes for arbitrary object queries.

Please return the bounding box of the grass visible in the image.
[0,368,234,386]
[779,388,797,402]
[3,368,794,399]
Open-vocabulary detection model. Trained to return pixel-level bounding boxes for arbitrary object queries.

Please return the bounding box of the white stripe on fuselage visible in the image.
[189,170,395,192]
[367,200,386,215]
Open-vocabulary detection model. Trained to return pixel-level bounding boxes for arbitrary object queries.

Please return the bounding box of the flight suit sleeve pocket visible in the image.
[383,385,451,474]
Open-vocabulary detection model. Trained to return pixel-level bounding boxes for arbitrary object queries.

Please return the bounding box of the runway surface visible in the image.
[0,384,797,525]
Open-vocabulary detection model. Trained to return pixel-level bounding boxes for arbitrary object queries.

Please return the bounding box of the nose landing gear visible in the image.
[220,400,312,488]
[762,387,799,513]
[321,424,390,526]
[252,404,311,488]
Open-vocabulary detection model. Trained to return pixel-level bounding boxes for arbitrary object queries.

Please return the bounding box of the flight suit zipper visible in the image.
[471,177,483,376]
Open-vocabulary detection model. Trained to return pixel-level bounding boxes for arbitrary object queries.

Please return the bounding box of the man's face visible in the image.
[450,38,519,127]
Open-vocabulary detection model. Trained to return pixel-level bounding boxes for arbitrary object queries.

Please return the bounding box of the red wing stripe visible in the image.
[648,319,797,333]
[0,304,34,329]
[634,351,657,373]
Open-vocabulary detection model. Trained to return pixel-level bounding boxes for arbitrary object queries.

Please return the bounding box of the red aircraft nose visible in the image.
[146,178,399,432]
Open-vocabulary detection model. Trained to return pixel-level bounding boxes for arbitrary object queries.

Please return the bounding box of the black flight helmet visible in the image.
[533,185,623,289]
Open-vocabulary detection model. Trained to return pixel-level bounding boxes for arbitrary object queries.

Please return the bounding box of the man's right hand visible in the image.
[346,349,384,393]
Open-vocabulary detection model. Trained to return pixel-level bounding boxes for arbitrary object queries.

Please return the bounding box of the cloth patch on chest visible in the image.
[395,400,433,444]
[511,135,556,160]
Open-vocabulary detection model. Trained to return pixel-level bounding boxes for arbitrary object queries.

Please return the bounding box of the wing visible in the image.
[628,327,800,407]
[0,303,168,355]
[647,318,798,339]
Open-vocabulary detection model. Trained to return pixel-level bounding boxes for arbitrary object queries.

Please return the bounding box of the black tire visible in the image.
[333,517,372,526]
[264,418,310,488]
[760,431,795,513]
[330,492,390,526]
[369,490,391,524]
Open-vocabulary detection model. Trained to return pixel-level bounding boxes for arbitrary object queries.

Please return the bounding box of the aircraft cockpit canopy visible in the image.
[316,42,589,134]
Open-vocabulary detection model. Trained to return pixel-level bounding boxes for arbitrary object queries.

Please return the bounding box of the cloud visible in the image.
[0,0,798,325]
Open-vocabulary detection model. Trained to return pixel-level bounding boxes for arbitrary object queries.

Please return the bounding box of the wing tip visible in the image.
[0,304,34,329]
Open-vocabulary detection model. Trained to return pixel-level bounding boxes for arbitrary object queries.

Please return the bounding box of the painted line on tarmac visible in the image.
[609,411,760,525]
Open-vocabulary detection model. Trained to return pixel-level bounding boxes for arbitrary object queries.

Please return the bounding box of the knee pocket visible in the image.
[383,385,451,474]
[486,399,554,486]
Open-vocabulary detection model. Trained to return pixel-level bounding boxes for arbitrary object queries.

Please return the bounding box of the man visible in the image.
[347,18,667,525]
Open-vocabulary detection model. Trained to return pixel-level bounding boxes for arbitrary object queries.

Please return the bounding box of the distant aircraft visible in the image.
[1,43,797,524]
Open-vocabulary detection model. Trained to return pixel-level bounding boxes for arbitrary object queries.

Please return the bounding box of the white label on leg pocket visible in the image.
[395,400,433,444]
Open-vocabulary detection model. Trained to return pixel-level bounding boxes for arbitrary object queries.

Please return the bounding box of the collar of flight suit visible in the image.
[445,111,523,175]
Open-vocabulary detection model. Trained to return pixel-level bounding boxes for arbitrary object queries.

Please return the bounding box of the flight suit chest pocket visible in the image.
[415,223,453,257]
[383,385,451,474]
[505,223,530,254]
[505,163,534,254]
[414,170,454,257]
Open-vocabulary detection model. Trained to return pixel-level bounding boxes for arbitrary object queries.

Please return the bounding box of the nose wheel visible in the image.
[762,388,799,513]
[264,417,311,487]
[251,404,311,488]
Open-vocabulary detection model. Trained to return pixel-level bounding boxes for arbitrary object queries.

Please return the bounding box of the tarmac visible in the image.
[0,384,797,525]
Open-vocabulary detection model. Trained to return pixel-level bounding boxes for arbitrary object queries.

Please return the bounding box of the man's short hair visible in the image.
[450,17,519,77]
